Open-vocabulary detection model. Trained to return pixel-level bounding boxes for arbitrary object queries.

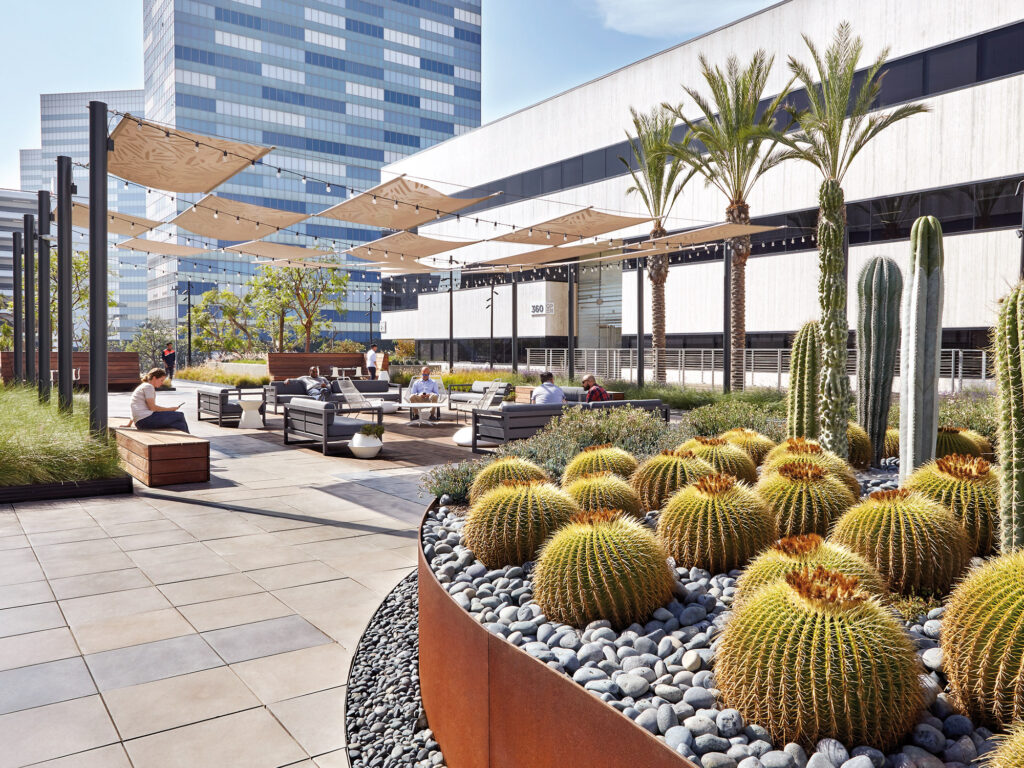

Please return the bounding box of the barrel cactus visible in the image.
[720,428,776,466]
[762,439,861,498]
[899,216,945,483]
[962,429,995,461]
[847,421,872,470]
[943,550,1024,728]
[563,472,643,520]
[469,457,548,503]
[631,450,715,511]
[787,320,823,439]
[463,481,579,567]
[678,436,758,484]
[981,721,1024,768]
[533,515,674,629]
[934,426,982,459]
[996,283,1024,551]
[561,444,639,484]
[829,489,970,595]
[734,534,887,607]
[657,473,777,572]
[717,567,922,751]
[856,256,902,467]
[883,427,900,459]
[904,454,999,555]
[755,461,855,537]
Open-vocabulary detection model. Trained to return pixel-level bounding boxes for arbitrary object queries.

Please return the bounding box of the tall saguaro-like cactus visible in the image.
[899,216,944,483]
[817,179,850,459]
[994,283,1024,551]
[856,257,902,467]
[787,321,823,439]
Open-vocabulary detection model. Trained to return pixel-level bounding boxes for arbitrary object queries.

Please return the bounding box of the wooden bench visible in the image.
[114,428,210,487]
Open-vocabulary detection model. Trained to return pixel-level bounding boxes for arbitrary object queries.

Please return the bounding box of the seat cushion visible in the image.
[220,402,243,415]
[327,417,371,438]
[562,387,587,402]
[448,392,478,404]
[353,380,389,394]
[197,385,232,397]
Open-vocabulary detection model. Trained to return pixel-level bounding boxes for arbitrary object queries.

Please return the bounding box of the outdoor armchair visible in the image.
[282,399,382,455]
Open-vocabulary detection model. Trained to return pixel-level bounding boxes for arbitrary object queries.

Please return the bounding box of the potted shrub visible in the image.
[350,424,385,459]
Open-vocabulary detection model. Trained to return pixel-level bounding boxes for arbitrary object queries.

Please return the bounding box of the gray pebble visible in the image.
[665,725,694,751]
[838,758,873,768]
[616,673,649,698]
[761,751,796,768]
[717,708,744,738]
[849,746,884,768]
[784,743,808,768]
[816,739,849,766]
[738,759,765,768]
[683,686,716,709]
[702,754,738,768]
[805,754,836,768]
[696,734,733,755]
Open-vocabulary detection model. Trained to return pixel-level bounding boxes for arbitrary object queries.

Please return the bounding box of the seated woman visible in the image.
[131,368,189,433]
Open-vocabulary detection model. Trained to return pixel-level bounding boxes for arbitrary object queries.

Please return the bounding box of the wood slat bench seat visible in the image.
[114,428,210,487]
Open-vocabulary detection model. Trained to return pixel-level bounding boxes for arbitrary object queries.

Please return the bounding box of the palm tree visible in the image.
[664,52,793,391]
[620,106,692,383]
[778,22,928,457]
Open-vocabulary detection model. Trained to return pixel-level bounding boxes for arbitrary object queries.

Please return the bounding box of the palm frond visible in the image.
[618,105,691,229]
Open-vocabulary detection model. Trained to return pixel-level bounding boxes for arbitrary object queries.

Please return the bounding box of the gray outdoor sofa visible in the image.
[263,380,309,413]
[265,378,403,413]
[282,399,383,455]
[447,380,510,410]
[196,385,265,427]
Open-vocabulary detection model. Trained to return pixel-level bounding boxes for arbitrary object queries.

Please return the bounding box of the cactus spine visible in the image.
[982,721,1024,767]
[995,283,1024,551]
[720,428,776,466]
[469,457,548,503]
[787,321,822,439]
[630,450,715,511]
[856,257,902,467]
[678,436,758,485]
[562,472,643,520]
[561,444,639,484]
[755,462,855,537]
[904,455,999,556]
[899,216,945,483]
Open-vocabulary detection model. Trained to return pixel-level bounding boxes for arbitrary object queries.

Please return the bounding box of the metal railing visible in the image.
[525,347,992,392]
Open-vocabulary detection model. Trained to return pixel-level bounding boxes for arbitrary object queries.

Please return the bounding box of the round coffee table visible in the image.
[238,399,264,429]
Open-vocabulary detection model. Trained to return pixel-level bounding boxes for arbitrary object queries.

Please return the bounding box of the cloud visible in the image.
[588,0,772,40]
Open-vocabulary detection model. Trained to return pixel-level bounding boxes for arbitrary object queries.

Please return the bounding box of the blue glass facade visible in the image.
[142,0,482,345]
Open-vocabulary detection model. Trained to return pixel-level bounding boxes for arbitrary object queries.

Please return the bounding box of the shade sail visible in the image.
[108,115,273,194]
[58,201,162,236]
[640,222,780,249]
[226,240,333,260]
[171,195,308,240]
[116,238,205,256]
[346,231,478,262]
[476,240,640,268]
[318,175,495,230]
[259,258,345,270]
[493,208,652,245]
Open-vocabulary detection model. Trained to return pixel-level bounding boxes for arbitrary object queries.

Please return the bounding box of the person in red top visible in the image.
[582,373,611,402]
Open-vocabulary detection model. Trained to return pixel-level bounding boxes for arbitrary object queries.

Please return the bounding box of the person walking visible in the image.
[530,372,566,404]
[161,342,176,379]
[408,366,440,420]
[366,343,379,380]
[130,368,189,432]
[582,373,611,402]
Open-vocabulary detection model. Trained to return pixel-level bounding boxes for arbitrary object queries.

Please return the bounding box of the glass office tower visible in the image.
[141,0,482,345]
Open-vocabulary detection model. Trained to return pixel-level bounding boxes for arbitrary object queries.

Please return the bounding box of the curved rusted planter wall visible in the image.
[418,506,698,768]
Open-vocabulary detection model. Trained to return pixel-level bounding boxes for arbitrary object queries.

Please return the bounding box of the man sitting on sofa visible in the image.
[408,366,440,420]
[531,371,566,404]
[582,373,611,402]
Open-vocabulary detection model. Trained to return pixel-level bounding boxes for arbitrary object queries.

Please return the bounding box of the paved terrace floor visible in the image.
[0,383,473,768]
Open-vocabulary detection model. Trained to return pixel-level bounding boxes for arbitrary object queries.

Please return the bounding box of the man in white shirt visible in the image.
[408,366,441,420]
[366,344,379,380]
[531,371,566,405]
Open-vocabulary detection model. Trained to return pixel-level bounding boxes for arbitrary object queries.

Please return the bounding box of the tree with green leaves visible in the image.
[665,51,793,391]
[0,294,12,352]
[778,22,927,457]
[44,250,116,349]
[247,267,297,352]
[127,318,176,371]
[190,288,259,357]
[620,105,693,383]
[270,265,349,353]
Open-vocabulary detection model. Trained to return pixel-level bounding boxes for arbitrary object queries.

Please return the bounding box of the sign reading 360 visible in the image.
[530,302,555,316]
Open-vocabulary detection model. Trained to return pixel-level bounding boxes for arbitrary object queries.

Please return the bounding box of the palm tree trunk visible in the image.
[817,178,850,459]
[726,201,750,392]
[648,225,668,384]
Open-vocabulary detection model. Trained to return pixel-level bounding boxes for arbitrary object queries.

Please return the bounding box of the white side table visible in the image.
[238,399,264,429]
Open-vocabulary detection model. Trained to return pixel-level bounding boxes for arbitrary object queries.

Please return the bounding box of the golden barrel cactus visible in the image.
[935,426,982,459]
[904,454,999,555]
[883,428,900,459]
[563,472,643,520]
[755,461,856,537]
[847,421,872,470]
[469,457,548,503]
[720,428,776,466]
[561,444,639,484]
[678,436,758,484]
[982,722,1024,768]
[762,438,861,498]
[961,428,995,461]
[630,450,715,512]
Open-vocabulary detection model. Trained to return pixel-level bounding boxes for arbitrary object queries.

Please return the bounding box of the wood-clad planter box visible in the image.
[0,351,141,390]
[417,504,696,768]
[0,474,133,504]
[114,429,210,487]
[267,352,389,381]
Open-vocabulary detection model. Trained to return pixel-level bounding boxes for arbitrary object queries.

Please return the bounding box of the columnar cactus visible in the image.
[996,283,1024,551]
[717,567,922,751]
[563,472,643,520]
[856,257,902,467]
[899,216,945,483]
[533,515,674,629]
[943,550,1024,728]
[762,438,861,498]
[755,462,856,537]
[469,457,548,503]
[720,428,776,466]
[829,489,970,595]
[734,534,887,607]
[630,450,715,511]
[678,436,758,484]
[935,427,982,459]
[847,421,873,471]
[905,455,999,555]
[463,481,579,567]
[982,721,1024,767]
[657,473,777,572]
[787,321,823,439]
[561,444,639,484]
[818,180,852,461]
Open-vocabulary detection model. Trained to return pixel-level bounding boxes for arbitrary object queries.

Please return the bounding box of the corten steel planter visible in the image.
[418,504,698,768]
[0,473,133,504]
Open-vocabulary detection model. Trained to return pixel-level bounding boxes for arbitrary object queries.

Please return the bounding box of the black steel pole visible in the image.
[448,277,454,371]
[368,293,373,347]
[723,241,732,395]
[511,276,518,373]
[88,100,108,434]
[567,264,576,381]
[488,283,494,370]
[186,280,193,367]
[24,214,36,386]
[636,259,644,387]
[57,157,73,412]
[37,191,51,402]
[1017,181,1024,280]
[12,232,23,382]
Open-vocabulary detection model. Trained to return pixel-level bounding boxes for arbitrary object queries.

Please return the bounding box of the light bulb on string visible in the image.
[221,150,228,163]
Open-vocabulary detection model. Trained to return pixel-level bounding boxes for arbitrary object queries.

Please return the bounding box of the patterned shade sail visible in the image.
[640,222,780,249]
[492,208,652,245]
[107,115,272,193]
[58,201,162,236]
[474,240,639,268]
[116,237,206,256]
[346,231,478,262]
[171,195,308,240]
[226,241,334,260]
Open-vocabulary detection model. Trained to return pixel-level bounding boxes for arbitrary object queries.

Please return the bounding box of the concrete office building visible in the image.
[142,0,482,345]
[379,0,1024,376]
[0,190,39,304]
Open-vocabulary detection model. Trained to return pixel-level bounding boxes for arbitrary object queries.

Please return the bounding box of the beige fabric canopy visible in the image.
[58,201,162,236]
[258,258,345,270]
[171,195,308,240]
[640,222,780,249]
[493,208,652,246]
[226,240,333,260]
[108,115,273,194]
[476,240,639,268]
[319,175,495,230]
[346,231,478,262]
[116,238,206,257]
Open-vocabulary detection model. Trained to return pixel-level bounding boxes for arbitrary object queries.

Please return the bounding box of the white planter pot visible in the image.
[350,432,383,458]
